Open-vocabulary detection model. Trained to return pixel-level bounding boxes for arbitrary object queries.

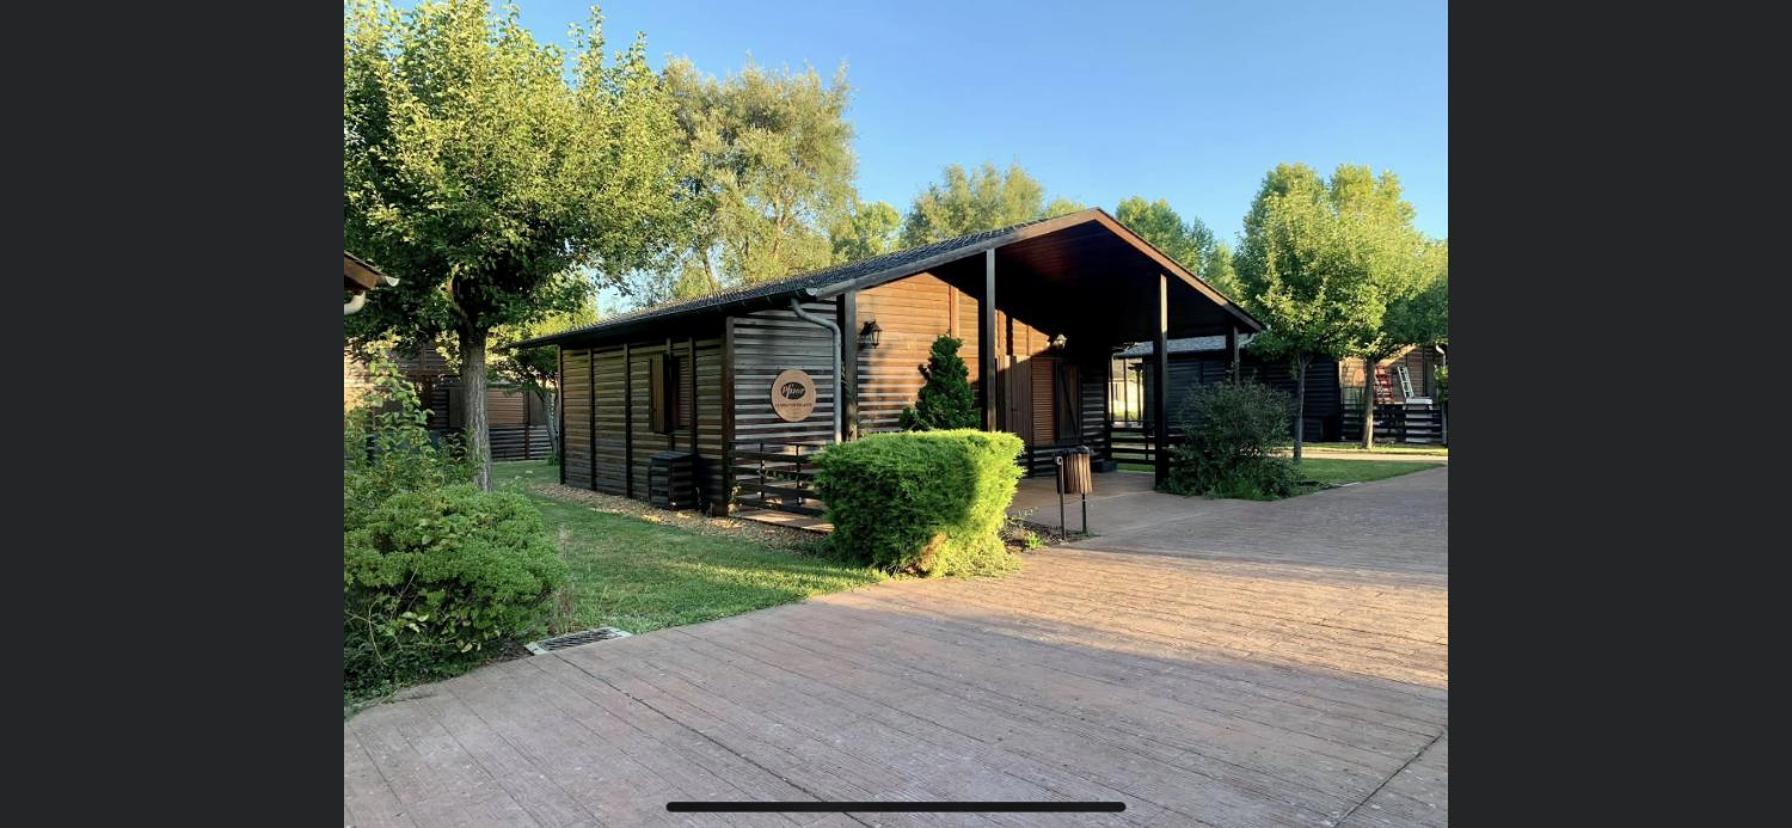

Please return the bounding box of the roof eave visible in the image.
[501,286,814,351]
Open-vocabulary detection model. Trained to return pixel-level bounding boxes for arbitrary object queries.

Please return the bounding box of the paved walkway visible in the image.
[346,469,1448,827]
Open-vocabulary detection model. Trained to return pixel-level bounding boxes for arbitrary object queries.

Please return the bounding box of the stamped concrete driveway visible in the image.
[346,468,1447,828]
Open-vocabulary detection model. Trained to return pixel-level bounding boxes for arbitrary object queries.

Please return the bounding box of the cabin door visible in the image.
[1004,357,1033,443]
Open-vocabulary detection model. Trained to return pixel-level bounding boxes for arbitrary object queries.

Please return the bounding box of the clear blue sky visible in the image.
[483,0,1447,242]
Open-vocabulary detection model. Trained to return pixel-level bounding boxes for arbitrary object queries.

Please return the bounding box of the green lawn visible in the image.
[1294,457,1437,486]
[492,461,884,635]
[1118,455,1436,492]
[1294,441,1449,456]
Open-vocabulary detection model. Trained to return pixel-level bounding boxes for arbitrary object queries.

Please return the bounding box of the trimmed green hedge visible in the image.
[813,429,1025,577]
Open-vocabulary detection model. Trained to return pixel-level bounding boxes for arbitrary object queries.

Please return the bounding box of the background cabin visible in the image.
[1339,344,1447,444]
[343,346,554,461]
[1113,336,1445,449]
[1114,335,1345,444]
[514,209,1264,516]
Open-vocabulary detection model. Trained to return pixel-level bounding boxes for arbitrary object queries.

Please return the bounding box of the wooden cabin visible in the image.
[1338,345,1447,444]
[1115,334,1346,442]
[1116,336,1445,447]
[511,208,1264,516]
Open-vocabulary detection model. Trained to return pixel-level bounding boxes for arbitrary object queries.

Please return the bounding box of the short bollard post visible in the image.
[1054,454,1068,535]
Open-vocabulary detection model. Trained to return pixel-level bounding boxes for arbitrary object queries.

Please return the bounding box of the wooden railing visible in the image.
[1108,424,1179,468]
[730,440,830,516]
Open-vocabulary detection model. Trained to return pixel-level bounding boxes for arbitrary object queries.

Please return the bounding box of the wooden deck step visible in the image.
[733,508,834,533]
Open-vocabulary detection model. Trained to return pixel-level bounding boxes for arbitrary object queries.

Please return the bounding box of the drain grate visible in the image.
[524,627,632,655]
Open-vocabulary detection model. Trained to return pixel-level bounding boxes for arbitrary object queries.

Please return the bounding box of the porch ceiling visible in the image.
[928,217,1254,346]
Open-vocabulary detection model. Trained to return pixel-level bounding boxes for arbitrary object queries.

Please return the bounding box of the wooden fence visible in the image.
[1342,402,1445,445]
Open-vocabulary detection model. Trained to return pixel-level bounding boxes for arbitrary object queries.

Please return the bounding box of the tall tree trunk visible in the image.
[460,328,492,491]
[1292,353,1308,464]
[1361,355,1377,450]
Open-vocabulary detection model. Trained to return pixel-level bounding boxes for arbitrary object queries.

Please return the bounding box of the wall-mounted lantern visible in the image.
[859,320,882,349]
[1049,333,1068,351]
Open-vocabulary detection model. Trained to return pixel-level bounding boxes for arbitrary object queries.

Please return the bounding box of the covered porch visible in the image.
[816,209,1264,486]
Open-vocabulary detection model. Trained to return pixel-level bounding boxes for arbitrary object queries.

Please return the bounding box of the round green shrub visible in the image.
[813,429,1024,577]
[343,484,567,696]
[1165,381,1301,500]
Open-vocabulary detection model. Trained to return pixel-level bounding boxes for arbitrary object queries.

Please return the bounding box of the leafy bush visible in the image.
[1164,381,1302,500]
[1002,507,1044,550]
[898,335,980,430]
[813,429,1024,576]
[344,354,472,531]
[344,484,568,696]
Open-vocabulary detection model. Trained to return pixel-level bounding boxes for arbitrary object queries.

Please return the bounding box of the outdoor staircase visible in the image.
[1344,401,1445,445]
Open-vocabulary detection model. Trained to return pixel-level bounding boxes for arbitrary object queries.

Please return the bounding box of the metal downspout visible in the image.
[789,295,843,444]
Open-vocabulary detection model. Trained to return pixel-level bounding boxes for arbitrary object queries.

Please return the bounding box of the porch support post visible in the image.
[1226,325,1240,380]
[1153,273,1171,487]
[838,290,859,441]
[981,248,999,431]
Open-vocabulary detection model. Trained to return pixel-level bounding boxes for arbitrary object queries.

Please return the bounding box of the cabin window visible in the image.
[649,354,679,434]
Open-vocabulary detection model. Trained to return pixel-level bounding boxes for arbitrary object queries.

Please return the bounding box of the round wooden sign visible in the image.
[770,369,817,422]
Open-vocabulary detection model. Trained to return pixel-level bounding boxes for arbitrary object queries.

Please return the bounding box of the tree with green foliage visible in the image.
[661,57,856,295]
[900,163,1051,245]
[1352,239,1448,447]
[828,199,902,263]
[1201,242,1242,299]
[1113,196,1240,295]
[1234,163,1433,462]
[898,335,980,430]
[344,0,691,489]
[1044,197,1088,218]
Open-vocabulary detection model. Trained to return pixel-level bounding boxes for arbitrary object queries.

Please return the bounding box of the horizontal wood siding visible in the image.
[1079,351,1109,459]
[857,273,954,434]
[561,329,726,509]
[1140,352,1344,441]
[692,337,727,505]
[730,303,838,448]
[488,424,552,461]
[561,349,592,489]
[856,271,1059,441]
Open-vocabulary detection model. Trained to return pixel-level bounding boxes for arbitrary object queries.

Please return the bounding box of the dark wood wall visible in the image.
[1141,351,1344,441]
[729,302,838,448]
[855,272,956,433]
[852,272,1111,459]
[559,329,727,508]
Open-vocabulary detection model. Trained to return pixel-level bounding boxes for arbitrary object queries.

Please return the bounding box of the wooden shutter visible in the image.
[1030,357,1055,445]
[649,355,667,434]
[649,354,678,434]
[446,384,463,429]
